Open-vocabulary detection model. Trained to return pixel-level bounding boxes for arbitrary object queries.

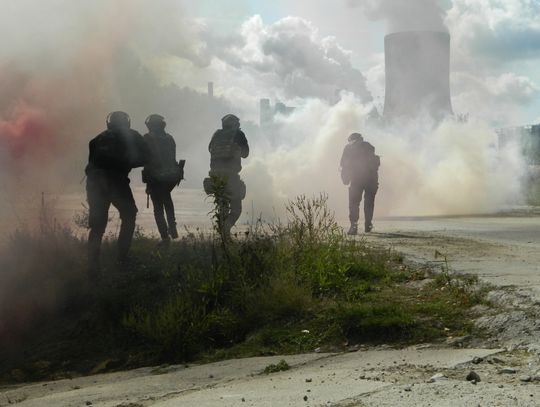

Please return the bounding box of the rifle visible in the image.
[177,159,186,186]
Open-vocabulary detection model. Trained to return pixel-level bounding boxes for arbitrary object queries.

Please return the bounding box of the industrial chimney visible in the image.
[208,82,214,98]
[383,31,453,123]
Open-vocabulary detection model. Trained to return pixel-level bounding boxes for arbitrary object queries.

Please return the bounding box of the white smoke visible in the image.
[347,0,448,33]
[452,72,539,126]
[0,0,532,231]
[243,94,525,221]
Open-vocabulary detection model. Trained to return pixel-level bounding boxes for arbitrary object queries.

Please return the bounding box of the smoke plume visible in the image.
[348,0,448,33]
[0,0,530,230]
[243,94,525,220]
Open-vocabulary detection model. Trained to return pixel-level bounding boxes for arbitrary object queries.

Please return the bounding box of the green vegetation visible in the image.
[0,194,488,384]
[263,359,290,374]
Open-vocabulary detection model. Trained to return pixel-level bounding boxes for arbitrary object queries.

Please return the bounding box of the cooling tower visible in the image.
[383,31,453,122]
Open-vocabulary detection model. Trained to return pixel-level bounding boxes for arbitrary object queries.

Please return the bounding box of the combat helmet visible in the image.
[348,132,363,142]
[106,111,131,130]
[221,114,240,130]
[145,114,166,131]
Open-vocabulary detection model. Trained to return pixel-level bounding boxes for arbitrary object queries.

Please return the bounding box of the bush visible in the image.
[0,194,487,382]
[121,194,420,357]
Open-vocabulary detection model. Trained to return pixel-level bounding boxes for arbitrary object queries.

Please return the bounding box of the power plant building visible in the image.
[383,31,453,123]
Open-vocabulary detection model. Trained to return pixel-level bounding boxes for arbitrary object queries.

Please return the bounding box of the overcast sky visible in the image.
[172,0,540,127]
[1,0,538,128]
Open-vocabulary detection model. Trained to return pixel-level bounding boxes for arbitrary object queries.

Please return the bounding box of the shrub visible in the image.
[0,194,487,382]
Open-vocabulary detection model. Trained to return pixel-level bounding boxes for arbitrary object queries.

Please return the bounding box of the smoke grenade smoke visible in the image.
[243,94,525,220]
[0,0,528,227]
[0,0,225,231]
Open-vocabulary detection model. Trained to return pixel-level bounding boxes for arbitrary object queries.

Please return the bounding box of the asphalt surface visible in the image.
[365,213,540,297]
[1,348,510,407]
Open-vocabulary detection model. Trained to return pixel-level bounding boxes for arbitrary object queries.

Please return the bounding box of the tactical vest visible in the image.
[210,130,241,160]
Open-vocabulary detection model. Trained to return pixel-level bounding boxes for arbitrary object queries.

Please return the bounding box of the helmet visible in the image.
[106,111,131,130]
[221,114,240,130]
[145,114,166,131]
[348,132,363,142]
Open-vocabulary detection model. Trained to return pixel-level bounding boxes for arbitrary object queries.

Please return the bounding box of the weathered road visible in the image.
[7,347,533,407]
[366,213,540,298]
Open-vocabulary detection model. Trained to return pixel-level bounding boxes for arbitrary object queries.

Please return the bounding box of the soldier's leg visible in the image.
[86,178,110,274]
[149,184,168,240]
[164,182,178,239]
[224,177,244,233]
[364,183,378,233]
[111,179,137,261]
[226,199,242,230]
[348,183,362,235]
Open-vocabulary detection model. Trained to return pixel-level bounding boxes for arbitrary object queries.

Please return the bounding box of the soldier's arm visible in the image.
[374,155,381,170]
[88,139,95,164]
[134,131,151,168]
[340,145,350,168]
[236,131,249,158]
[169,135,177,162]
[85,139,96,174]
[142,135,151,165]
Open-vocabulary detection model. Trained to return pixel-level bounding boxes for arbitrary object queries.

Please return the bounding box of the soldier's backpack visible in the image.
[142,133,184,184]
[210,129,241,160]
[143,161,184,184]
[363,143,380,173]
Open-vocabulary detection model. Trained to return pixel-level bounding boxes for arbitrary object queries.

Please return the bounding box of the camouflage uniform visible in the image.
[340,136,380,234]
[86,115,148,272]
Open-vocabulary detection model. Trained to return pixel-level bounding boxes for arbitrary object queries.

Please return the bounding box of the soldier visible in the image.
[340,133,380,235]
[204,114,249,235]
[142,114,183,243]
[85,111,149,275]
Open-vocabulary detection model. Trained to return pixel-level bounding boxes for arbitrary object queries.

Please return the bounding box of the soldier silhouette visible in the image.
[340,133,380,235]
[85,111,149,275]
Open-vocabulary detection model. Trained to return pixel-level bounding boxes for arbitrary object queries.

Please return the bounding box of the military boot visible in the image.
[168,223,179,239]
[365,223,373,233]
[347,223,358,236]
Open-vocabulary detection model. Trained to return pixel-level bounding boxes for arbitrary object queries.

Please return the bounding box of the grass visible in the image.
[0,194,489,384]
[263,360,290,374]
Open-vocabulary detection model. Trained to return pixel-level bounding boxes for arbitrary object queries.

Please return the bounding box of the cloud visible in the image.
[443,0,540,124]
[193,15,373,104]
[452,71,539,125]
[447,0,540,63]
